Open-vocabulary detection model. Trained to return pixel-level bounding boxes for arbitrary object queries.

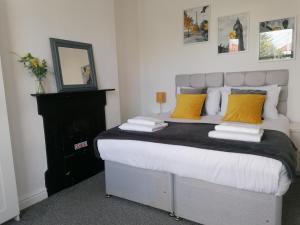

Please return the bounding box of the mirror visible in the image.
[259,17,296,61]
[50,38,97,92]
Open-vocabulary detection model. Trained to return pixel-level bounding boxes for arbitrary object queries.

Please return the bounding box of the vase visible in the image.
[35,78,45,94]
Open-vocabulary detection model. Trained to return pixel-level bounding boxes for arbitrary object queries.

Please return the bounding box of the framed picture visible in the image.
[184,5,210,44]
[259,17,296,61]
[218,12,249,54]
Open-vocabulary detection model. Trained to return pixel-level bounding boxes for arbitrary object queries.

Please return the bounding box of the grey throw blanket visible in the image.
[94,122,297,180]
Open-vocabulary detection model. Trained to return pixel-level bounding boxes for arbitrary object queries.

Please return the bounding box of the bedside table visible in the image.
[290,122,300,173]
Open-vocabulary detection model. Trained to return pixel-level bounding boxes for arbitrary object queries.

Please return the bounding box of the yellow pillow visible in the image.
[224,94,266,124]
[171,94,207,120]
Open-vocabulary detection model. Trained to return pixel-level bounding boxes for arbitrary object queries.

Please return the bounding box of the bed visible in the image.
[95,70,296,225]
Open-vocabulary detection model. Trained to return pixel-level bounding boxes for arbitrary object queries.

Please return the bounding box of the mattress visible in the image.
[97,114,291,196]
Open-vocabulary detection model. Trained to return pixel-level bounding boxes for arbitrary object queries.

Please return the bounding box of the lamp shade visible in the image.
[156,92,166,104]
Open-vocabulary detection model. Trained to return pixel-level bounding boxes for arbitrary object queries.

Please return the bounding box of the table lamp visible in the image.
[156,92,166,114]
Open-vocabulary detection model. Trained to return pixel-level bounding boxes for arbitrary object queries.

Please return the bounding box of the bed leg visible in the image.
[175,216,181,221]
[14,215,20,221]
[168,212,175,217]
[105,194,112,198]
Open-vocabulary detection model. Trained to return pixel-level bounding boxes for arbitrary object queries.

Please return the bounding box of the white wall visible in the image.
[0,0,121,209]
[116,0,300,121]
[115,0,142,121]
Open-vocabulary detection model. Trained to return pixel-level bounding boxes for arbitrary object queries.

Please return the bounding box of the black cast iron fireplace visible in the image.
[32,90,113,196]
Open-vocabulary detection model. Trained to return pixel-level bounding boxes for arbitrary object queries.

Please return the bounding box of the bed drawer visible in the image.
[174,175,282,225]
[104,161,173,212]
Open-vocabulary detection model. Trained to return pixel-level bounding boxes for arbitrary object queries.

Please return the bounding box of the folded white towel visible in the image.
[215,122,262,135]
[127,116,164,126]
[208,130,264,143]
[119,122,168,132]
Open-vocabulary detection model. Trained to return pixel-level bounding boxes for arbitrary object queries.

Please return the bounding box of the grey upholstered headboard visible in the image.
[175,70,289,115]
[175,72,224,89]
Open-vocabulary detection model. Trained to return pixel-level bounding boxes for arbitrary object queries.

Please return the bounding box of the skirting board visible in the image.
[19,188,48,210]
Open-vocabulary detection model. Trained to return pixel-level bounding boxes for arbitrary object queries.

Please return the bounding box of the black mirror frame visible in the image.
[50,38,98,92]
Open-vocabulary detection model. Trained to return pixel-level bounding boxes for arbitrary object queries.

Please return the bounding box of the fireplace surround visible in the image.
[32,90,113,195]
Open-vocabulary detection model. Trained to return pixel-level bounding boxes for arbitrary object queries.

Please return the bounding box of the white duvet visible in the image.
[97,114,292,196]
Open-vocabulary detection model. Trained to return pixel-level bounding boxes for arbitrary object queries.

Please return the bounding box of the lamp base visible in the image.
[159,103,164,114]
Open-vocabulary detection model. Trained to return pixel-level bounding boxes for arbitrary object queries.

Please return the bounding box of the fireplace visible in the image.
[32,90,113,196]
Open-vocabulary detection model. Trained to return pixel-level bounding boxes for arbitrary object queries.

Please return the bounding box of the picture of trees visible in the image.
[259,17,295,61]
[184,6,210,44]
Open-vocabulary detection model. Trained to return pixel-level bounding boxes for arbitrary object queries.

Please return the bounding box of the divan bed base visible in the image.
[104,161,282,225]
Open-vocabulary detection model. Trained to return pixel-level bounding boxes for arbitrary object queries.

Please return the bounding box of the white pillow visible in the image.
[220,85,281,119]
[219,87,231,116]
[206,87,221,115]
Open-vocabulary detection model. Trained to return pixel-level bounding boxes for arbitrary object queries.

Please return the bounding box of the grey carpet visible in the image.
[4,172,300,225]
